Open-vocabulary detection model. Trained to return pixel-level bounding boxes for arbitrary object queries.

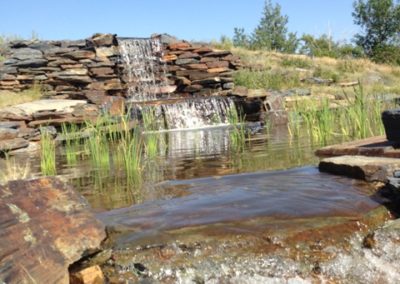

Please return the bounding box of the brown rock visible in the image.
[178,52,200,59]
[207,67,230,73]
[223,54,241,62]
[0,74,16,80]
[92,33,115,46]
[168,42,192,50]
[162,54,178,62]
[84,90,108,105]
[0,80,20,86]
[175,70,214,81]
[230,86,248,97]
[186,63,208,70]
[193,47,213,54]
[206,60,229,68]
[167,65,183,72]
[175,76,191,86]
[95,46,118,58]
[0,178,106,284]
[70,265,105,284]
[0,137,29,151]
[319,155,400,182]
[0,128,18,140]
[89,67,115,77]
[200,57,219,63]
[204,50,231,57]
[104,96,126,116]
[48,58,78,67]
[60,64,84,69]
[175,58,199,65]
[64,50,96,60]
[16,75,35,81]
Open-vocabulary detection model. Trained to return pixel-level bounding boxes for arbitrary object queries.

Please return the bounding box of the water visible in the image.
[130,96,237,131]
[118,37,167,102]
[161,96,236,129]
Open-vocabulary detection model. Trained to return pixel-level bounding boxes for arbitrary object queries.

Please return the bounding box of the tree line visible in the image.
[230,0,400,65]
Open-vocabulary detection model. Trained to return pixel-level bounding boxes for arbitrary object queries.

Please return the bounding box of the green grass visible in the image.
[288,83,391,145]
[227,106,246,152]
[40,128,56,176]
[234,69,301,90]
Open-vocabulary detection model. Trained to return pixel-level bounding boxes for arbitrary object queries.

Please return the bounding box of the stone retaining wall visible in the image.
[0,33,241,106]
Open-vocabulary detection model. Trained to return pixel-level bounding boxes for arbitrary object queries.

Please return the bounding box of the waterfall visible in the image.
[162,96,236,129]
[118,37,167,102]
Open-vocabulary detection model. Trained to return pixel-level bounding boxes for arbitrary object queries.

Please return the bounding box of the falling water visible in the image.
[161,96,236,129]
[118,37,167,102]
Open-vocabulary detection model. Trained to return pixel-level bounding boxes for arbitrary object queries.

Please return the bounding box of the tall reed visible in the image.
[227,106,246,152]
[288,82,393,145]
[40,128,56,176]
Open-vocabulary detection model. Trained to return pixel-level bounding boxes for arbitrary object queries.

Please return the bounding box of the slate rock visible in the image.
[11,48,43,60]
[0,178,106,284]
[0,127,19,140]
[0,137,29,152]
[14,58,48,68]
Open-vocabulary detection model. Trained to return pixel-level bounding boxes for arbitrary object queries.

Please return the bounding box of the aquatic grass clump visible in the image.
[288,82,394,145]
[40,128,56,176]
[141,106,162,158]
[61,123,81,165]
[227,106,247,152]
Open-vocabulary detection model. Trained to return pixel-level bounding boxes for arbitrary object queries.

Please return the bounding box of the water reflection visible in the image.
[35,124,346,210]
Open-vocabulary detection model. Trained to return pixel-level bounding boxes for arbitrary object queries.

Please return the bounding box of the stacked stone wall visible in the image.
[0,33,241,106]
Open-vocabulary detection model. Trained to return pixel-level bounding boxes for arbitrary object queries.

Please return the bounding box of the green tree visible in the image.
[233,27,249,47]
[353,0,400,57]
[251,0,299,52]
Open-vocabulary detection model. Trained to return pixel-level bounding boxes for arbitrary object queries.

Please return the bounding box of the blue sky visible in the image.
[0,0,358,42]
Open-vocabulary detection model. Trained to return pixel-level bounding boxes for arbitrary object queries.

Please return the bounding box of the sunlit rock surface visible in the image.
[0,177,106,284]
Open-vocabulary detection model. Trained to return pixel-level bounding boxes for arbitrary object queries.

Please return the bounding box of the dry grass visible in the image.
[232,47,400,101]
[0,158,32,185]
[0,85,43,108]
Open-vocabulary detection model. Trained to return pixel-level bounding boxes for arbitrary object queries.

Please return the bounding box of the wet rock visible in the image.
[0,127,19,140]
[70,265,105,284]
[0,178,106,284]
[319,155,400,182]
[0,137,29,152]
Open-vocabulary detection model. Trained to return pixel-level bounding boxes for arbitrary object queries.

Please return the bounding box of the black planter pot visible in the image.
[382,109,400,142]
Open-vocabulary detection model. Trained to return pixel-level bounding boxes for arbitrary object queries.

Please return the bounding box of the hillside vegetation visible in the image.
[231,47,400,106]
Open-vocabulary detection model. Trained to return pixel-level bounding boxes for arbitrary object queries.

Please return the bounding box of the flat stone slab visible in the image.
[315,136,400,158]
[0,178,106,284]
[319,155,400,182]
[0,99,87,119]
[0,137,29,152]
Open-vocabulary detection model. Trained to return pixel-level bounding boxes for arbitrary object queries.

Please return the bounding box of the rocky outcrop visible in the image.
[0,33,241,104]
[0,177,106,284]
[319,155,400,182]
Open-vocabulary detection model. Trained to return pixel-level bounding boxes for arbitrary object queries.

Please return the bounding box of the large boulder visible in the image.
[0,178,106,284]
